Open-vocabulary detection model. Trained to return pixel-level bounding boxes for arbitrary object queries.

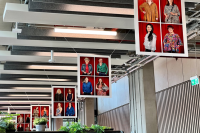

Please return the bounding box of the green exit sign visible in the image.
[190,76,199,86]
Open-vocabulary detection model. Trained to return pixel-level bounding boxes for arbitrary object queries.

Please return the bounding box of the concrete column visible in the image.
[129,61,158,133]
[84,98,94,127]
[53,118,63,131]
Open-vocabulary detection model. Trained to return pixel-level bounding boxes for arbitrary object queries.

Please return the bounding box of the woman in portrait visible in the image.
[25,114,30,123]
[66,89,73,101]
[82,77,93,95]
[139,0,158,22]
[97,58,108,76]
[66,103,75,116]
[164,0,180,23]
[56,103,62,116]
[18,124,23,131]
[41,107,48,117]
[163,25,182,53]
[33,107,39,117]
[143,24,157,52]
[18,115,23,123]
[81,57,93,75]
[55,89,64,101]
[96,78,108,96]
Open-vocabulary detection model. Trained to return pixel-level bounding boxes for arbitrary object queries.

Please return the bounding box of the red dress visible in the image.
[97,84,106,96]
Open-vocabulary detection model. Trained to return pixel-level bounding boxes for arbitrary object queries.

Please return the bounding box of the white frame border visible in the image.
[30,105,51,130]
[78,54,112,98]
[134,0,188,57]
[51,86,77,118]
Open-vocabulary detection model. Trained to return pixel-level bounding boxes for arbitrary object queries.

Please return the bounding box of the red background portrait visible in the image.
[17,124,24,131]
[80,57,94,75]
[32,106,40,117]
[53,102,64,116]
[95,57,109,76]
[138,0,160,22]
[24,124,31,131]
[139,22,161,52]
[53,88,64,101]
[65,102,76,116]
[95,77,109,96]
[41,106,49,117]
[65,88,75,101]
[17,114,24,123]
[161,24,184,53]
[80,76,94,95]
[160,0,182,23]
[24,114,30,123]
[46,121,49,128]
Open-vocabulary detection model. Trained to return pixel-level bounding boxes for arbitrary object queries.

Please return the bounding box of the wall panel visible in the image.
[97,104,130,133]
[156,80,200,133]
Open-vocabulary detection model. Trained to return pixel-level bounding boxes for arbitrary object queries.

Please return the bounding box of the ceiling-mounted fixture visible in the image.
[12,22,22,33]
[48,50,55,63]
[54,28,117,36]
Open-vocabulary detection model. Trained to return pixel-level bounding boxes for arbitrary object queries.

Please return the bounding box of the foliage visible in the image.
[0,127,6,133]
[59,120,111,133]
[59,120,90,133]
[0,111,19,130]
[91,124,111,133]
[33,117,48,125]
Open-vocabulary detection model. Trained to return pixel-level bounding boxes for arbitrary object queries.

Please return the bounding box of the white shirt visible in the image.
[143,33,157,51]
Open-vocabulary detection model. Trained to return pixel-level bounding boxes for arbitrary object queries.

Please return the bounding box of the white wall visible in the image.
[154,57,200,92]
[97,76,129,114]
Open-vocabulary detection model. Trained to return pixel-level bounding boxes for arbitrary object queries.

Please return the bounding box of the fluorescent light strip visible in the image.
[0,97,51,99]
[27,65,77,70]
[8,94,50,97]
[18,78,69,81]
[12,87,51,90]
[54,28,117,36]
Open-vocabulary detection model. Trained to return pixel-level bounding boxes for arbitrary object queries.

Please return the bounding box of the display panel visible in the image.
[52,86,77,118]
[134,0,188,57]
[16,113,31,131]
[30,105,51,130]
[78,54,111,98]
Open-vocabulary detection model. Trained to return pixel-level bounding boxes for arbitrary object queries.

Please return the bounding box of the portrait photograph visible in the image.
[80,76,94,95]
[54,88,64,102]
[41,106,49,117]
[54,102,64,116]
[32,106,40,118]
[95,77,109,96]
[65,102,76,116]
[65,88,75,102]
[80,57,94,76]
[95,57,109,76]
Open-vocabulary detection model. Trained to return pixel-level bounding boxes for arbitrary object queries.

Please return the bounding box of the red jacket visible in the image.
[41,110,48,117]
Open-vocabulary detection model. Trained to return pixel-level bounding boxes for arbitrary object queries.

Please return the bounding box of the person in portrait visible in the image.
[81,57,93,75]
[25,124,30,131]
[139,0,158,22]
[97,58,108,76]
[18,115,23,123]
[55,89,64,101]
[96,78,109,96]
[33,107,39,117]
[18,124,23,131]
[82,77,93,95]
[25,115,30,123]
[41,107,49,117]
[56,103,62,116]
[143,24,157,52]
[163,25,182,53]
[164,0,180,23]
[66,89,73,101]
[66,103,75,116]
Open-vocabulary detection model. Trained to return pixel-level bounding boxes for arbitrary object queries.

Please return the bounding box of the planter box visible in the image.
[16,131,123,133]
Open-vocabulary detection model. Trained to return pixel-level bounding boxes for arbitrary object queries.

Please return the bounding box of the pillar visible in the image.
[53,118,63,131]
[84,98,94,127]
[129,61,158,133]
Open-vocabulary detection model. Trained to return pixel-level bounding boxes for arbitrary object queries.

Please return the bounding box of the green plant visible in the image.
[91,124,111,133]
[59,120,90,133]
[33,117,48,125]
[0,127,6,133]
[0,111,19,130]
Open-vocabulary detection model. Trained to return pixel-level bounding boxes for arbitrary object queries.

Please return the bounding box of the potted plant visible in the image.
[0,111,19,133]
[33,117,48,131]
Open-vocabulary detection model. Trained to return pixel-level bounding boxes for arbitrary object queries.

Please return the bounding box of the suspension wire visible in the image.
[64,37,77,53]
[110,29,131,56]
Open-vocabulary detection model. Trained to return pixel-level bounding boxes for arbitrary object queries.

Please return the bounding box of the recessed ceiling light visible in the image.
[12,87,51,90]
[54,28,117,36]
[8,94,50,97]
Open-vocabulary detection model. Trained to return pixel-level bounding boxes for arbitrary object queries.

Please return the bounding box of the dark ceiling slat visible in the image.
[32,0,133,5]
